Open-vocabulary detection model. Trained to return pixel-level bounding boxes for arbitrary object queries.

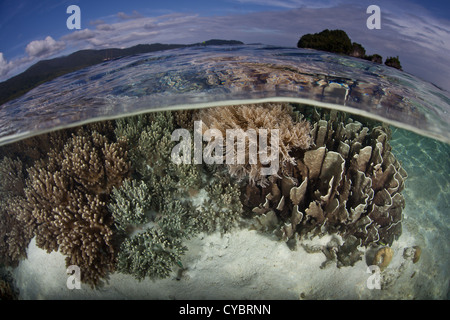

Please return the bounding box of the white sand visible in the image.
[12,212,445,300]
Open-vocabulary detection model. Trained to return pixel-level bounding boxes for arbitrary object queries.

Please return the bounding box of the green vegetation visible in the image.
[364,54,383,64]
[385,56,403,70]
[297,29,353,55]
[297,29,402,70]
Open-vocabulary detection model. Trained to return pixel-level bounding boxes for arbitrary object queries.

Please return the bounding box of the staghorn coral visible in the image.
[110,178,197,280]
[0,270,18,300]
[0,157,32,267]
[116,111,203,201]
[245,107,407,262]
[15,123,130,287]
[198,169,244,233]
[197,103,311,186]
[0,156,25,199]
[110,173,244,281]
[108,179,152,232]
[116,228,187,281]
[111,111,245,280]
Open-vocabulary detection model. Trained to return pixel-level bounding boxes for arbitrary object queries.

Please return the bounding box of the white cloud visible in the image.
[25,36,66,58]
[117,10,143,20]
[90,19,105,26]
[0,53,15,78]
[234,0,342,9]
[62,29,96,41]
[96,24,115,31]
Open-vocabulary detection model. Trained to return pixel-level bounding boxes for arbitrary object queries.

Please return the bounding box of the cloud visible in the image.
[62,29,96,41]
[234,0,342,9]
[0,53,15,78]
[117,10,143,20]
[25,36,66,58]
[96,24,115,31]
[90,19,105,26]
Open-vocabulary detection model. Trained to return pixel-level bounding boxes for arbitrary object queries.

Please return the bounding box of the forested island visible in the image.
[297,29,402,70]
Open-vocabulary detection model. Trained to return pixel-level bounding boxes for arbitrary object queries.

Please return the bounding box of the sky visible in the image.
[0,0,449,91]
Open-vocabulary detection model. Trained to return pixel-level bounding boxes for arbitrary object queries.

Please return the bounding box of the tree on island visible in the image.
[364,54,383,64]
[349,42,366,58]
[384,56,402,70]
[297,29,353,55]
[297,29,402,70]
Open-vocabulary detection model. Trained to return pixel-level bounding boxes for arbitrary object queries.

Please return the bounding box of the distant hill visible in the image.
[297,29,402,71]
[0,39,244,105]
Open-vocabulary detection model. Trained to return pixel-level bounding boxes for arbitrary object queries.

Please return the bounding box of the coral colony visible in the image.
[0,103,407,287]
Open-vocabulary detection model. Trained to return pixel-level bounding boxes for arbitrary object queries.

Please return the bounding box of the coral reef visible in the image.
[0,102,410,289]
[245,107,407,260]
[14,122,130,287]
[197,103,311,186]
[111,111,244,281]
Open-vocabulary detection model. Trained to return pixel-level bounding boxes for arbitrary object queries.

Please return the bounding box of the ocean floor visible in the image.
[10,216,445,300]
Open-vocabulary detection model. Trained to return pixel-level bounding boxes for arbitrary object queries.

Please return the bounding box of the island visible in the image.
[297,29,402,70]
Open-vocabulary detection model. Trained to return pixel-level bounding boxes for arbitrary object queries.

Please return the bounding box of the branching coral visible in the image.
[116,228,187,281]
[14,123,130,287]
[108,179,152,232]
[245,107,407,258]
[111,111,245,280]
[0,157,32,267]
[110,178,196,280]
[198,170,244,233]
[197,103,312,186]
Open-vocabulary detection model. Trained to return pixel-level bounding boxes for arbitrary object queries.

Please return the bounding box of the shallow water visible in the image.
[0,45,449,145]
[0,45,449,300]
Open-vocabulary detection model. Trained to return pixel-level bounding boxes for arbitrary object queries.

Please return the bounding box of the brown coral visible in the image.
[198,103,311,185]
[0,157,32,267]
[245,107,407,250]
[15,123,130,287]
[372,247,394,271]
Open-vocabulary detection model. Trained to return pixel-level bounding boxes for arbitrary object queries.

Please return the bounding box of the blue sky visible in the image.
[1,0,449,91]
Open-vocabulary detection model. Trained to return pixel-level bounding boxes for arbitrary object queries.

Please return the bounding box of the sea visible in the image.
[0,44,448,300]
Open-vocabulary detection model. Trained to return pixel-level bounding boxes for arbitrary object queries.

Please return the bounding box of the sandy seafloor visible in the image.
[10,127,450,300]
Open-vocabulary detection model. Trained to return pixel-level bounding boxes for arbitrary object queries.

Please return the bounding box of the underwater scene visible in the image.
[0,45,449,300]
